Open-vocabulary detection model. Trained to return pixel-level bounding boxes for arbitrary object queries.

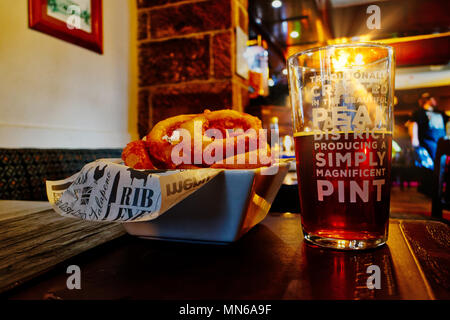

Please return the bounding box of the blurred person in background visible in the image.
[405,93,448,195]
[406,92,447,159]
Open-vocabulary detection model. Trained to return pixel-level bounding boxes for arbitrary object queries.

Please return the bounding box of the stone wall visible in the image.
[137,0,249,137]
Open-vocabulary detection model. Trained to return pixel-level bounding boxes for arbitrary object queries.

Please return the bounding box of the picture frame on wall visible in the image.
[28,0,103,54]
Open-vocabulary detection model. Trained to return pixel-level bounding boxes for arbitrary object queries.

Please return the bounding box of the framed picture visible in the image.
[28,0,103,54]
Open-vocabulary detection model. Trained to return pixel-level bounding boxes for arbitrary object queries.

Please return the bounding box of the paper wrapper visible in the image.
[46,159,223,222]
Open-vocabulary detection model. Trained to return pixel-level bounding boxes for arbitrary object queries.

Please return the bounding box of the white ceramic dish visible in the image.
[123,163,289,244]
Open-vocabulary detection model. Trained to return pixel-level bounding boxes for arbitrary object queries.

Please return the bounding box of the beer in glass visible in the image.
[287,44,395,250]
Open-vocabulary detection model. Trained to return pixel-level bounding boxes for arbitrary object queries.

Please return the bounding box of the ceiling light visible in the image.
[290,31,299,38]
[282,68,288,75]
[354,53,364,65]
[359,35,371,42]
[272,1,282,8]
[268,78,275,87]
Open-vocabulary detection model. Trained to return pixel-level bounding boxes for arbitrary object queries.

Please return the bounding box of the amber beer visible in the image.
[288,43,394,249]
[294,132,392,244]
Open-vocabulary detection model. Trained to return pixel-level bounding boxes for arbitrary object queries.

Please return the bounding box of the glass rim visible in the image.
[287,42,394,65]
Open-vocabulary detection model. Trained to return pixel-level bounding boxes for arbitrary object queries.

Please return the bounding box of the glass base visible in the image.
[303,230,387,250]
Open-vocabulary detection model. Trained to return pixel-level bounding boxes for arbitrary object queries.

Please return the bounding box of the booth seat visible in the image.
[0,148,122,201]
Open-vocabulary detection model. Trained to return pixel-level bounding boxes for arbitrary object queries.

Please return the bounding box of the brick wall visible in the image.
[137,0,249,137]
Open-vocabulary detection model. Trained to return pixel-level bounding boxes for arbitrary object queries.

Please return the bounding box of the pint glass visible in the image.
[287,44,395,250]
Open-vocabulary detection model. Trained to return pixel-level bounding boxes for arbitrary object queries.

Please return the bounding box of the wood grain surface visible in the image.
[0,201,126,294]
[3,210,448,300]
[400,220,450,299]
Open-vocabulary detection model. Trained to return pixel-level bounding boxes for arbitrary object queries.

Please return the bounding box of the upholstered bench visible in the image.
[0,148,122,201]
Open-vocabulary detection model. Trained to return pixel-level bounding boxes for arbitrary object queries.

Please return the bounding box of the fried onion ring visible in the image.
[203,109,262,134]
[122,140,155,169]
[127,109,271,169]
[146,114,197,169]
[210,147,271,169]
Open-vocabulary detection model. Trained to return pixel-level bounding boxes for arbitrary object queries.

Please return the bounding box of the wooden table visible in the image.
[0,201,125,294]
[1,200,449,300]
